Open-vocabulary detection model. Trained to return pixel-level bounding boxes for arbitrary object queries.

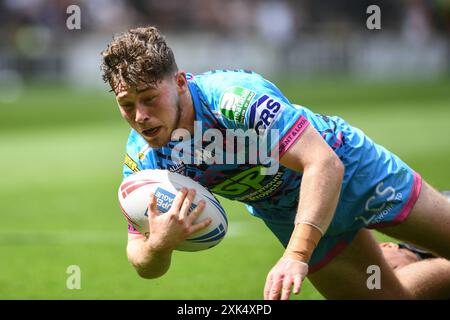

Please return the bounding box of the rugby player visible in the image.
[101,26,450,299]
[379,241,450,298]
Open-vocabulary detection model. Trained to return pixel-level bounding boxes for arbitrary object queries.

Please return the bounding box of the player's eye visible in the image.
[142,97,154,105]
[120,103,134,110]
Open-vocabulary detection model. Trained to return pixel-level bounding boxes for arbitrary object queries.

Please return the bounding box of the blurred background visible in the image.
[1,0,449,88]
[0,0,449,299]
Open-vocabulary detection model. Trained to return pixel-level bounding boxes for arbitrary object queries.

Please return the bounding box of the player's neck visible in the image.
[177,88,196,135]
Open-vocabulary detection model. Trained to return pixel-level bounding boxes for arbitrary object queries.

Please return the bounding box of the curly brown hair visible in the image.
[101,26,178,93]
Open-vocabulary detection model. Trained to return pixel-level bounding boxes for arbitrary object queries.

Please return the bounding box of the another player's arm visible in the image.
[126,189,211,279]
[264,124,344,300]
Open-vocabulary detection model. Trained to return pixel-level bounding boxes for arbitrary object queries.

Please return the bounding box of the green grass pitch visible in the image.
[0,77,449,299]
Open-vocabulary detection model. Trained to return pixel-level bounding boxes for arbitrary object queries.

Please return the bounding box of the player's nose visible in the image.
[134,103,151,124]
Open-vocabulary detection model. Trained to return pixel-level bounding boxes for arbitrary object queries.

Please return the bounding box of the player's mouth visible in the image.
[142,127,161,138]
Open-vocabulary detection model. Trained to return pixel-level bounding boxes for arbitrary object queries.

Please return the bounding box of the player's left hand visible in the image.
[264,257,309,300]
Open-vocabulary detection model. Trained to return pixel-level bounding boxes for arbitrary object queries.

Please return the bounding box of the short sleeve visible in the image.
[198,71,311,158]
[127,223,140,235]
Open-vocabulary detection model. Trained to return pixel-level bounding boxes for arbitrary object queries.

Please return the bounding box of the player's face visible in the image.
[115,75,182,148]
[379,242,419,270]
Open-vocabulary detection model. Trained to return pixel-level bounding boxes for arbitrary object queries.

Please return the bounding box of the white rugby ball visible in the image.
[118,169,228,251]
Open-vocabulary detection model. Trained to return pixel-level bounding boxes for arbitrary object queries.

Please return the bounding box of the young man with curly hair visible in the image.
[101,26,450,299]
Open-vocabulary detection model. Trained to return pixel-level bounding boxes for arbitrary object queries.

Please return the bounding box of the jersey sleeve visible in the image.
[239,76,310,158]
[197,71,311,159]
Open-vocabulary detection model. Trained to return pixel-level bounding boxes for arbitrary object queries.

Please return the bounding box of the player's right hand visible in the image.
[145,188,212,252]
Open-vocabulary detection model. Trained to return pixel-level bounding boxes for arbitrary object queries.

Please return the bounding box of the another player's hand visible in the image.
[146,188,212,252]
[264,257,309,300]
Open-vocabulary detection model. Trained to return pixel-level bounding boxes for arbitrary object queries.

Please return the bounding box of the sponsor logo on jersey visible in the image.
[279,116,309,155]
[355,182,403,226]
[168,161,186,175]
[124,154,140,173]
[211,166,283,200]
[219,86,256,122]
[211,166,265,196]
[248,95,284,134]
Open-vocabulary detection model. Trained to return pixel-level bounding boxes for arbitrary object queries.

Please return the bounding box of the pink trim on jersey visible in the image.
[278,116,310,158]
[332,132,343,149]
[128,224,140,234]
[309,240,349,274]
[368,172,422,229]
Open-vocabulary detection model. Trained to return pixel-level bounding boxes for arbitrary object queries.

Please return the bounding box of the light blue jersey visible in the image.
[122,70,421,272]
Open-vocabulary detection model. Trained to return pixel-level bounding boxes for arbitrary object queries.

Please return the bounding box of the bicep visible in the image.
[279,125,340,173]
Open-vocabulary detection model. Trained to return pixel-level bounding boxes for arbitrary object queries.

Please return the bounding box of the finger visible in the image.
[187,200,206,224]
[170,188,188,214]
[281,277,293,300]
[188,217,212,234]
[147,192,159,218]
[293,275,302,295]
[268,276,283,300]
[263,273,273,300]
[179,189,196,221]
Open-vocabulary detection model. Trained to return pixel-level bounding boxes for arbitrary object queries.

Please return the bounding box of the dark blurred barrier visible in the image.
[0,0,448,90]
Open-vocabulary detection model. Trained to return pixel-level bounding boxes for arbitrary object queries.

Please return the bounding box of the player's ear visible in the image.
[174,71,187,93]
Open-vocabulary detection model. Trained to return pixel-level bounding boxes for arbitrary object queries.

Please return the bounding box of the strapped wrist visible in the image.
[283,222,323,263]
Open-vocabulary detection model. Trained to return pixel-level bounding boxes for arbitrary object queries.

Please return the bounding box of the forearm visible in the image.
[127,237,173,279]
[265,125,345,299]
[295,156,344,234]
[283,156,344,263]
